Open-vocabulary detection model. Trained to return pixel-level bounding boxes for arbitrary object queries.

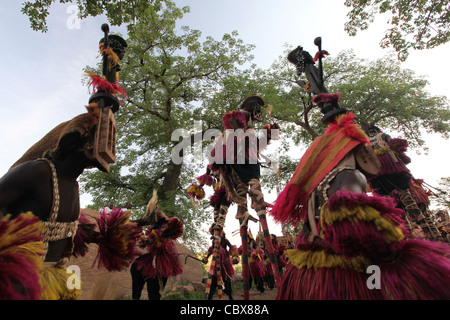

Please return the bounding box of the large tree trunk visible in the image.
[159,159,183,216]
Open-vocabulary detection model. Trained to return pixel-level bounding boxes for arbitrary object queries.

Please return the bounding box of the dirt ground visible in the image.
[212,286,278,300]
[233,287,278,300]
[211,272,280,300]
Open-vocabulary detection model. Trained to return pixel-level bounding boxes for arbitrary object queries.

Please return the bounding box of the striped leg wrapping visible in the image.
[204,231,224,300]
[240,223,250,300]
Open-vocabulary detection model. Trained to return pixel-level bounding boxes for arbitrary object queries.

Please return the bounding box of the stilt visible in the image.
[248,178,281,284]
[258,211,281,285]
[216,248,223,300]
[239,217,250,300]
[204,200,228,300]
[396,189,440,240]
[204,228,223,300]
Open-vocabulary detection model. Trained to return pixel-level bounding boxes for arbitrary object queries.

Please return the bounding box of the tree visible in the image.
[344,0,450,61]
[79,2,255,249]
[325,49,450,149]
[260,47,450,149]
[21,1,450,246]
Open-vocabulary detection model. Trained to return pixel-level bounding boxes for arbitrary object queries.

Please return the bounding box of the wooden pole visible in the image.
[204,229,223,300]
[240,219,250,300]
[258,212,281,285]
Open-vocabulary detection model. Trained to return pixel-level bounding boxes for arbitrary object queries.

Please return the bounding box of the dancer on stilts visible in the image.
[362,124,442,241]
[190,172,228,300]
[190,95,281,299]
[270,37,450,300]
[407,177,447,241]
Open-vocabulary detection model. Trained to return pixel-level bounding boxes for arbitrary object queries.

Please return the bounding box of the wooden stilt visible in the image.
[258,212,281,285]
[204,201,227,300]
[240,219,250,300]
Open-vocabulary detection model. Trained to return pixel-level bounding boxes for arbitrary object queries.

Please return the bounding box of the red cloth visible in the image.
[208,246,235,280]
[136,218,184,278]
[137,240,182,278]
[249,248,265,278]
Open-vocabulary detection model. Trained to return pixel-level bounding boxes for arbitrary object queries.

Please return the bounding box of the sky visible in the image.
[1,1,449,246]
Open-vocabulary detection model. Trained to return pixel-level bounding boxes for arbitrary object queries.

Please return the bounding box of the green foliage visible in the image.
[257,46,450,189]
[324,49,450,149]
[21,0,167,32]
[20,0,450,247]
[79,1,255,249]
[344,0,450,60]
[257,46,450,150]
[161,289,205,300]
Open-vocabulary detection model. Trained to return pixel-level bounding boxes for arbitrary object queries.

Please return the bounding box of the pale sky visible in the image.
[1,1,449,246]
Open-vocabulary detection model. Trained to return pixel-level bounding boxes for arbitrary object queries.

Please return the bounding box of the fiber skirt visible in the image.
[249,261,265,279]
[276,191,450,300]
[136,240,183,279]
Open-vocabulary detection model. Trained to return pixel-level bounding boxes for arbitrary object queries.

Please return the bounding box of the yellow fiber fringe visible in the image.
[319,204,405,244]
[84,69,104,81]
[100,47,120,71]
[287,249,370,272]
[374,146,393,156]
[145,189,158,218]
[0,212,45,270]
[188,184,205,200]
[40,266,82,300]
